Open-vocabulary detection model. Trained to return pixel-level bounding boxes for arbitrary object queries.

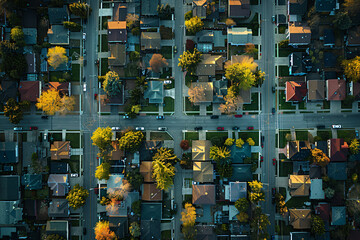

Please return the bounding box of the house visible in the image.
[47,25,70,45]
[44,82,71,96]
[315,203,330,222]
[307,80,325,101]
[48,7,69,25]
[238,88,252,104]
[47,174,70,196]
[310,179,325,199]
[193,0,207,19]
[287,22,311,46]
[22,9,37,28]
[48,199,70,218]
[285,141,311,161]
[327,162,347,180]
[315,0,336,13]
[140,17,160,29]
[141,0,159,16]
[230,164,252,182]
[25,53,36,75]
[193,161,214,183]
[323,29,335,47]
[195,54,224,76]
[190,82,213,104]
[227,27,252,45]
[50,141,71,160]
[0,79,18,104]
[0,175,20,201]
[286,81,307,102]
[289,52,312,75]
[287,0,308,22]
[309,164,322,179]
[40,48,48,72]
[23,28,37,45]
[19,81,41,102]
[107,21,127,43]
[350,81,360,100]
[326,79,346,101]
[315,141,328,154]
[289,175,311,196]
[196,30,214,53]
[331,206,346,225]
[196,225,217,240]
[293,160,309,174]
[228,0,250,18]
[0,201,22,224]
[144,81,164,104]
[229,182,247,202]
[0,142,18,163]
[110,141,124,161]
[50,162,70,174]
[139,140,162,161]
[108,44,126,67]
[327,138,348,162]
[141,32,161,50]
[214,30,227,48]
[324,52,336,68]
[113,3,127,21]
[192,140,212,161]
[107,174,124,196]
[46,220,69,240]
[22,174,42,190]
[289,209,311,229]
[109,217,128,239]
[290,232,311,240]
[140,203,161,240]
[142,183,162,201]
[346,26,360,47]
[213,80,227,104]
[192,184,216,205]
[229,143,251,164]
[140,161,155,182]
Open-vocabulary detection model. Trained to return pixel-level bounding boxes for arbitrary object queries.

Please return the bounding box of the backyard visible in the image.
[279,160,293,177]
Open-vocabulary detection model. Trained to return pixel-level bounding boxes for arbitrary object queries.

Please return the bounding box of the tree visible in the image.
[131,200,141,215]
[118,130,144,153]
[129,222,141,238]
[237,212,249,222]
[69,2,92,19]
[66,184,89,210]
[216,161,233,178]
[152,157,175,190]
[246,138,255,146]
[343,0,360,24]
[126,13,139,29]
[59,95,75,114]
[63,21,82,31]
[333,11,352,30]
[353,173,358,183]
[250,207,270,239]
[10,26,24,45]
[47,46,68,70]
[311,148,330,167]
[181,203,196,227]
[188,84,206,103]
[180,140,190,150]
[129,51,140,62]
[279,39,289,48]
[4,98,29,124]
[245,43,258,59]
[94,221,117,240]
[100,196,111,206]
[236,138,244,148]
[224,138,235,146]
[249,180,265,203]
[178,48,202,73]
[249,180,263,192]
[184,10,193,21]
[126,168,144,191]
[225,18,236,26]
[149,53,168,73]
[36,89,62,115]
[103,71,122,96]
[182,226,197,240]
[225,62,257,90]
[157,4,172,19]
[0,41,27,79]
[275,193,288,216]
[219,86,243,114]
[153,147,179,166]
[91,127,113,151]
[45,234,66,240]
[95,163,111,180]
[342,56,360,82]
[324,187,335,199]
[311,215,325,235]
[350,139,360,154]
[209,146,231,162]
[235,198,249,212]
[185,16,203,35]
[180,152,193,169]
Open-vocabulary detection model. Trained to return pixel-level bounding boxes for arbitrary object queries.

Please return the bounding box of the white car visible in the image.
[111,127,120,131]
[164,80,172,84]
[83,83,87,92]
[332,124,342,129]
[158,127,167,131]
[135,127,145,131]
[13,127,22,131]
[82,33,86,40]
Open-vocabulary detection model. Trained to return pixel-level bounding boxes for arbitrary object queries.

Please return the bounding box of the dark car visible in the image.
[232,126,239,130]
[247,126,254,130]
[94,93,98,100]
[156,115,165,120]
[194,126,203,130]
[272,108,276,114]
[272,188,276,204]
[261,136,265,143]
[41,116,48,119]
[83,228,87,235]
[217,127,224,131]
[272,86,276,93]
[211,115,219,119]
[30,127,38,130]
[317,125,325,129]
[234,114,243,118]
[95,59,99,65]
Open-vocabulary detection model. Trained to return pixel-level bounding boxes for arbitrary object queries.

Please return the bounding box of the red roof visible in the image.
[43,82,70,96]
[328,138,348,162]
[315,203,330,222]
[352,81,360,100]
[286,81,307,102]
[19,81,40,102]
[326,79,346,101]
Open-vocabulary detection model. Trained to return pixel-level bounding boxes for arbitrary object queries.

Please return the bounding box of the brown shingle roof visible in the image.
[142,183,162,201]
[193,161,214,183]
[196,54,224,76]
[326,79,346,101]
[192,184,215,205]
[192,140,212,161]
[140,161,154,182]
[289,175,311,196]
[110,141,124,160]
[228,0,250,18]
[43,82,70,96]
[108,44,126,66]
[19,81,40,102]
[50,141,71,160]
[289,209,311,229]
[107,21,127,43]
[286,81,307,102]
[307,80,325,101]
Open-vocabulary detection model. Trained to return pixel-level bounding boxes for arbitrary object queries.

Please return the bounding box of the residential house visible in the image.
[140,202,161,240]
[324,52,337,68]
[0,201,22,225]
[193,161,214,183]
[48,199,70,218]
[113,3,127,21]
[192,140,212,161]
[310,179,325,199]
[214,30,227,49]
[323,29,335,47]
[110,141,124,161]
[0,175,21,201]
[309,164,322,179]
[144,81,164,104]
[190,82,213,104]
[326,79,346,101]
[230,164,252,182]
[327,162,347,180]
[193,0,207,19]
[44,82,71,96]
[227,27,252,46]
[40,48,48,72]
[315,203,330,222]
[192,184,216,205]
[46,220,69,240]
[287,0,308,22]
[290,232,311,240]
[350,81,360,100]
[142,183,162,201]
[289,175,311,196]
[346,26,360,47]
[331,206,346,225]
[140,161,155,182]
[139,140,162,161]
[213,80,227,104]
[108,44,126,67]
[141,32,161,50]
[285,141,311,161]
[140,17,160,29]
[228,182,247,202]
[229,143,251,164]
[50,162,70,174]
[196,30,214,53]
[19,81,41,102]
[327,138,348,162]
[289,52,312,75]
[48,7,69,25]
[289,209,311,229]
[0,79,18,104]
[315,0,336,14]
[141,0,159,16]
[50,141,71,160]
[196,225,217,240]
[287,22,311,46]
[47,174,70,197]
[107,174,124,197]
[286,81,307,102]
[195,54,224,77]
[315,141,328,154]
[307,80,325,101]
[23,28,37,45]
[228,0,250,18]
[0,142,18,163]
[109,217,128,239]
[107,21,127,43]
[22,174,42,190]
[47,25,70,45]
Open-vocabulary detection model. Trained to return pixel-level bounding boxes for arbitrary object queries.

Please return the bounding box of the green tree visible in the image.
[184,10,193,21]
[66,184,89,210]
[0,41,27,79]
[4,98,30,124]
[153,147,179,166]
[333,11,352,30]
[209,146,231,162]
[45,234,66,240]
[216,161,233,178]
[129,51,140,62]
[157,4,172,19]
[126,168,144,191]
[91,127,113,152]
[342,56,360,82]
[118,130,144,153]
[250,207,270,239]
[235,198,249,212]
[10,26,24,45]
[225,63,257,90]
[324,187,335,199]
[178,48,202,73]
[311,215,325,235]
[236,138,244,148]
[185,16,203,35]
[152,157,175,190]
[131,200,141,215]
[311,148,330,167]
[63,21,82,31]
[182,226,196,240]
[236,212,249,222]
[129,222,141,238]
[103,71,122,96]
[69,2,92,19]
[224,138,235,146]
[95,162,111,180]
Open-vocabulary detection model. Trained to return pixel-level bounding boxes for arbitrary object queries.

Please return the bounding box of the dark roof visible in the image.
[327,138,348,161]
[22,174,42,190]
[293,161,309,175]
[347,26,360,46]
[324,52,336,68]
[287,141,311,160]
[140,17,160,28]
[107,21,127,43]
[309,164,322,179]
[324,71,337,80]
[192,185,216,205]
[323,29,335,46]
[48,25,69,45]
[141,203,162,220]
[140,141,162,161]
[288,0,308,15]
[0,175,20,201]
[316,0,336,12]
[327,162,347,180]
[50,162,69,174]
[109,217,128,239]
[288,22,311,45]
[0,79,18,104]
[286,81,307,102]
[141,0,159,16]
[213,80,227,104]
[315,141,328,154]
[277,14,287,24]
[141,219,161,240]
[48,199,69,218]
[196,225,217,240]
[22,9,38,28]
[0,142,17,163]
[197,30,214,43]
[290,232,311,240]
[48,7,68,25]
[19,81,40,102]
[289,52,311,75]
[315,203,330,222]
[25,53,36,73]
[113,3,127,21]
[228,0,251,18]
[229,164,252,182]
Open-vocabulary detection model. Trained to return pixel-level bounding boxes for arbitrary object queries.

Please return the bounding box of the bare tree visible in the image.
[188,85,206,104]
[149,54,168,73]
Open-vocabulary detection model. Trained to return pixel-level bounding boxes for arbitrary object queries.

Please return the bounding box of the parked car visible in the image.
[30,127,38,130]
[232,126,239,130]
[247,126,254,130]
[272,15,276,23]
[272,108,276,114]
[82,33,86,40]
[83,83,87,92]
[4,165,13,172]
[123,115,130,119]
[317,125,325,129]
[272,86,276,93]
[234,114,243,118]
[135,127,145,131]
[210,115,219,119]
[156,115,165,120]
[41,115,48,119]
[83,228,87,235]
[164,80,172,84]
[83,59,87,66]
[272,188,276,204]
[158,127,167,131]
[273,158,276,165]
[70,173,79,178]
[217,127,224,131]
[194,126,203,130]
[82,77,86,82]
[44,133,48,141]
[173,203,177,213]
[261,156,264,161]
[94,94,98,100]
[332,124,342,129]
[111,127,120,131]
[95,59,99,65]
[13,127,22,131]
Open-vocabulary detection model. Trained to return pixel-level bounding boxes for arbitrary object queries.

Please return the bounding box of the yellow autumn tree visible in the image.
[47,46,68,70]
[181,203,196,227]
[247,138,255,146]
[91,127,113,151]
[59,95,75,114]
[224,138,235,146]
[94,221,117,240]
[311,148,330,167]
[36,89,62,115]
[236,138,244,148]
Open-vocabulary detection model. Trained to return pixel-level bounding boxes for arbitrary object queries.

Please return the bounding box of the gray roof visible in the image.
[141,32,161,50]
[113,3,127,21]
[229,182,247,202]
[141,0,159,16]
[46,220,68,238]
[140,17,160,28]
[331,206,346,225]
[327,162,347,180]
[48,199,70,218]
[48,25,69,45]
[0,201,22,224]
[0,142,17,163]
[141,219,161,240]
[213,80,227,103]
[0,79,18,104]
[23,28,37,45]
[288,0,308,15]
[48,7,69,25]
[229,164,252,182]
[214,30,226,47]
[47,174,69,196]
[109,217,128,239]
[227,27,252,45]
[197,30,214,43]
[22,174,42,190]
[141,202,162,220]
[0,175,20,201]
[144,81,164,104]
[316,0,336,12]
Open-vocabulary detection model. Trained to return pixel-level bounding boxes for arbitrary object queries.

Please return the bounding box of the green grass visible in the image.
[243,93,259,111]
[185,132,199,146]
[341,100,353,109]
[185,97,199,111]
[238,131,259,145]
[37,188,49,199]
[250,0,258,4]
[337,130,355,143]
[323,100,330,109]
[298,101,306,109]
[279,90,296,110]
[206,131,228,140]
[161,230,172,240]
[295,130,308,141]
[285,196,310,208]
[316,130,332,141]
[71,64,80,82]
[150,132,173,140]
[101,34,108,52]
[279,66,289,77]
[160,46,172,59]
[70,220,80,227]
[69,155,80,173]
[163,97,174,112]
[141,101,159,112]
[101,58,108,75]
[185,74,197,88]
[279,130,291,148]
[66,133,81,148]
[69,48,80,57]
[279,160,293,177]
[51,133,62,141]
[278,25,287,34]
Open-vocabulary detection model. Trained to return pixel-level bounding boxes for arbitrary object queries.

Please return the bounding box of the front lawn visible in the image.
[238,131,259,145]
[278,65,289,77]
[279,160,293,177]
[295,130,308,141]
[163,97,174,112]
[150,132,173,140]
[161,230,172,240]
[316,130,332,141]
[160,46,172,59]
[285,196,310,208]
[243,93,259,111]
[101,58,108,75]
[185,131,199,146]
[51,133,62,141]
[69,155,80,173]
[101,34,108,52]
[141,102,159,112]
[276,221,293,236]
[185,97,199,111]
[66,133,81,148]
[337,130,355,143]
[71,64,80,82]
[279,130,291,148]
[206,131,228,141]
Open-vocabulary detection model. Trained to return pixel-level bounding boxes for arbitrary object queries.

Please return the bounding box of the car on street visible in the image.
[82,77,86,82]
[83,59,87,66]
[135,127,145,131]
[332,124,342,129]
[83,228,87,235]
[70,173,79,177]
[261,156,264,161]
[317,125,325,129]
[95,59,99,65]
[272,86,276,93]
[30,127,38,130]
[41,116,48,119]
[194,126,203,130]
[173,203,177,213]
[356,130,359,138]
[82,33,86,40]
[94,94,98,100]
[217,127,224,131]
[173,46,177,53]
[156,115,165,120]
[232,126,239,130]
[164,80,172,84]
[234,114,242,118]
[272,188,276,204]
[83,83,87,92]
[13,127,22,131]
[273,158,276,165]
[271,16,276,23]
[211,115,219,119]
[247,126,254,130]
[272,108,275,114]
[44,132,48,141]
[111,127,120,131]
[158,127,167,131]
[123,115,130,119]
